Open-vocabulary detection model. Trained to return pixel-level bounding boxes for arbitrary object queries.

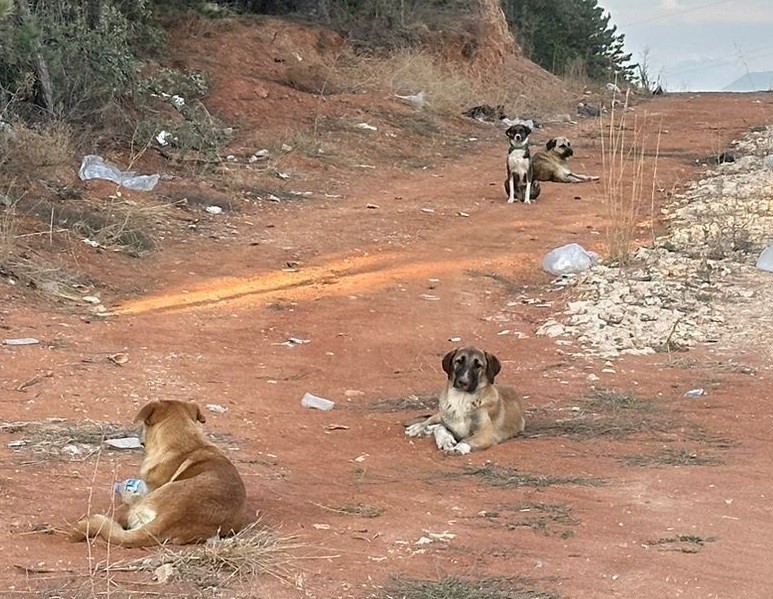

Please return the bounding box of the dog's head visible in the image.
[546,136,573,158]
[134,400,206,448]
[441,347,502,394]
[505,124,532,145]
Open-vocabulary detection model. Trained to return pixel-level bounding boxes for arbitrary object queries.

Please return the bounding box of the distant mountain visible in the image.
[723,72,773,92]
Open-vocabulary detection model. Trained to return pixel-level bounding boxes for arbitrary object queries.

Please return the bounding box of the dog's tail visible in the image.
[72,514,165,548]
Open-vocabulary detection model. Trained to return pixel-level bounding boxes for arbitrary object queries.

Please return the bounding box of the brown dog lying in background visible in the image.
[532,136,599,183]
[405,347,525,454]
[73,400,246,547]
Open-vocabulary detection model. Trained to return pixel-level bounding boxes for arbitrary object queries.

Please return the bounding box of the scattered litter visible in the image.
[542,243,599,276]
[366,203,380,209]
[114,478,148,503]
[606,82,622,93]
[206,403,228,413]
[395,91,426,109]
[267,194,281,202]
[155,130,172,146]
[448,336,461,342]
[205,205,223,214]
[457,211,469,217]
[7,440,27,449]
[420,208,435,214]
[82,238,104,249]
[78,155,160,191]
[288,190,313,197]
[107,353,129,366]
[420,294,440,301]
[82,295,101,304]
[282,336,310,347]
[281,143,292,152]
[415,530,456,545]
[577,102,601,117]
[501,117,535,130]
[354,453,368,462]
[61,444,82,457]
[104,437,142,450]
[683,388,706,398]
[313,523,331,530]
[249,149,269,163]
[301,392,335,411]
[3,338,40,346]
[153,563,176,584]
[345,389,365,397]
[756,243,773,272]
[276,172,290,180]
[325,424,349,431]
[355,164,376,169]
[355,123,378,131]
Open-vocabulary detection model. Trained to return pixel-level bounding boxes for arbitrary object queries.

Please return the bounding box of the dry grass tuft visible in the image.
[601,89,662,265]
[617,448,723,468]
[461,464,604,489]
[645,534,717,554]
[371,575,560,599]
[368,393,438,413]
[104,521,301,586]
[482,502,579,538]
[525,388,670,440]
[1,419,138,461]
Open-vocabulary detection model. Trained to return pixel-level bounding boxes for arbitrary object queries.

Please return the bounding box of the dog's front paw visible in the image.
[523,198,532,205]
[433,426,457,451]
[405,421,429,437]
[451,441,471,455]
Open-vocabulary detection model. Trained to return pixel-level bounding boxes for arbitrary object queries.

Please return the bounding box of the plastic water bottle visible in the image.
[114,478,148,505]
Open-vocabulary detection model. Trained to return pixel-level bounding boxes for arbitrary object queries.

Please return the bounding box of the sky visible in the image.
[598,0,773,91]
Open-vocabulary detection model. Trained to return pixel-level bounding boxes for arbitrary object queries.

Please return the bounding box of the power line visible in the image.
[618,0,736,28]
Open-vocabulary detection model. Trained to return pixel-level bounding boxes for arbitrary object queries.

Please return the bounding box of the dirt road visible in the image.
[1,93,772,598]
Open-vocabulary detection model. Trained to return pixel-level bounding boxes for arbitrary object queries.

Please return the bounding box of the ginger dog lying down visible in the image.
[405,347,526,454]
[73,400,246,547]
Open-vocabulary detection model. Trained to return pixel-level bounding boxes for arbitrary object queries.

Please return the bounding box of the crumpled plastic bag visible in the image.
[757,242,773,273]
[78,155,160,191]
[542,243,599,275]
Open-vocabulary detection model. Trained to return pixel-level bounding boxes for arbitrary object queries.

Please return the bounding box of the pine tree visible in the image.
[501,0,633,82]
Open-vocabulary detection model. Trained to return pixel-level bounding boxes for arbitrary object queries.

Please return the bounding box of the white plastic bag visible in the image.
[78,155,160,191]
[542,243,599,276]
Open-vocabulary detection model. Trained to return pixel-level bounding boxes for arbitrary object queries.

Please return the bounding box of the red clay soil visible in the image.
[1,32,772,599]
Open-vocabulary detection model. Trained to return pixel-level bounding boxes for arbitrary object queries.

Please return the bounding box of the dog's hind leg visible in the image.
[72,514,162,548]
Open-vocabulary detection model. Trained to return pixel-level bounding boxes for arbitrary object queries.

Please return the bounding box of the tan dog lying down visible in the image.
[405,347,525,454]
[73,400,246,547]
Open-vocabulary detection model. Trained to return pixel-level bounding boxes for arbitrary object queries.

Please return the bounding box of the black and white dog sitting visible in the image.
[504,123,540,204]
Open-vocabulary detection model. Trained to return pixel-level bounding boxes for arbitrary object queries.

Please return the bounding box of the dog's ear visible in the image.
[134,401,161,425]
[184,401,206,424]
[441,349,458,376]
[484,352,502,383]
[505,125,514,138]
[546,138,557,150]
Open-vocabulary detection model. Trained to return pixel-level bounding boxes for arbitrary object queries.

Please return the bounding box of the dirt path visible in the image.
[1,93,772,598]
